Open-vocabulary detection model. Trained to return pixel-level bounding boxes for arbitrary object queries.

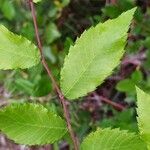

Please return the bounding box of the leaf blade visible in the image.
[33,0,42,3]
[136,87,150,149]
[0,25,40,70]
[60,8,136,100]
[81,128,147,150]
[0,103,67,145]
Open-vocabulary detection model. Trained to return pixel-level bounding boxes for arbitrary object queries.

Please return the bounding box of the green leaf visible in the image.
[100,109,138,132]
[1,0,16,20]
[62,0,70,7]
[33,0,42,3]
[136,87,150,149]
[102,5,121,18]
[0,25,40,70]
[60,8,136,100]
[81,128,147,150]
[15,78,34,95]
[131,70,143,83]
[33,75,52,97]
[21,22,35,41]
[45,23,61,44]
[0,103,67,145]
[116,79,135,93]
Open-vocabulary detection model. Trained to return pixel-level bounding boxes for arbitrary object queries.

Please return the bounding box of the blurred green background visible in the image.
[0,0,150,149]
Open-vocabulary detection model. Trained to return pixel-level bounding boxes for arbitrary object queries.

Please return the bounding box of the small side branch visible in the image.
[28,0,78,149]
[100,96,125,111]
[111,0,117,4]
[93,93,125,111]
[106,0,117,5]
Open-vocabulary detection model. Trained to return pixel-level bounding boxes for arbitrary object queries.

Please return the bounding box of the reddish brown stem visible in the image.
[106,0,117,5]
[93,93,125,111]
[28,0,78,149]
[100,96,125,111]
[111,0,117,4]
[105,0,109,5]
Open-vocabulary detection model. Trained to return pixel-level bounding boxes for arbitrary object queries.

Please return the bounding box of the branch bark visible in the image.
[106,0,117,5]
[93,93,125,111]
[28,0,78,149]
[100,96,125,111]
[111,0,117,4]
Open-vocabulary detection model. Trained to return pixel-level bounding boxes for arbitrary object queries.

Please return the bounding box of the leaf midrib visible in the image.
[0,113,66,130]
[0,47,38,61]
[63,36,125,97]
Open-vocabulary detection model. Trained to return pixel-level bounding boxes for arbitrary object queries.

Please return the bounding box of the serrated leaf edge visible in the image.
[0,25,40,70]
[60,8,136,100]
[0,103,67,145]
[81,127,146,149]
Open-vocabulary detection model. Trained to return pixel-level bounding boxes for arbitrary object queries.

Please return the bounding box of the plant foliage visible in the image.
[33,0,42,3]
[0,103,67,145]
[81,128,147,150]
[137,87,150,149]
[0,25,40,70]
[60,8,136,100]
[1,5,149,149]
